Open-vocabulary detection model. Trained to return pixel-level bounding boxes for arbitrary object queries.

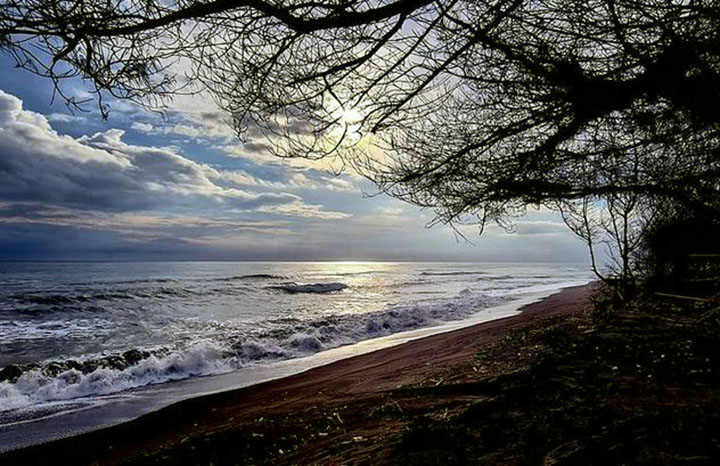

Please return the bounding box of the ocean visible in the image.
[0,261,592,448]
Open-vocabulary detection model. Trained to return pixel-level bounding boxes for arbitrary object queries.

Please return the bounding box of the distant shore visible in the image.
[1,285,592,465]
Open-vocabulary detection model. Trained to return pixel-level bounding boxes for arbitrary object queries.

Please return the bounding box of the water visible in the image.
[0,261,591,436]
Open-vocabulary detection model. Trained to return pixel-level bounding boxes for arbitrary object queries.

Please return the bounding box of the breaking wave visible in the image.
[0,291,507,413]
[269,282,348,293]
[215,274,288,281]
[0,341,233,412]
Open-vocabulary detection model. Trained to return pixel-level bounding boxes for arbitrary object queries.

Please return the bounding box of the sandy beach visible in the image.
[1,285,592,465]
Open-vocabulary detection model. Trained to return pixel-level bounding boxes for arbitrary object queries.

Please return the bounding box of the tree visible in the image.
[2,0,719,229]
[637,196,720,294]
[558,149,653,293]
[558,192,651,296]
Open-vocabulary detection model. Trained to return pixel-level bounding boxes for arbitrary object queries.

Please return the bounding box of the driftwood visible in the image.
[654,292,711,302]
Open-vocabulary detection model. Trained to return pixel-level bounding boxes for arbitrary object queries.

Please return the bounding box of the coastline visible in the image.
[1,284,592,465]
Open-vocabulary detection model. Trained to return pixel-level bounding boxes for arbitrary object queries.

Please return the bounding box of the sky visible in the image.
[0,53,590,262]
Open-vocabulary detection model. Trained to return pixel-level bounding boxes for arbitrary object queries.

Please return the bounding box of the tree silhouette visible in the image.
[2,0,719,229]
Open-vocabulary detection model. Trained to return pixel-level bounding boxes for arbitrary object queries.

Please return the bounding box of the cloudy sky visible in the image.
[0,54,589,262]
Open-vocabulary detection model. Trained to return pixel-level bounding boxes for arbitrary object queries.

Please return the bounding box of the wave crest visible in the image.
[215,274,287,281]
[0,341,233,413]
[0,291,508,414]
[270,282,348,293]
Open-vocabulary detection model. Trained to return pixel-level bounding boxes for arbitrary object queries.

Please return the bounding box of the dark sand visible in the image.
[1,285,592,465]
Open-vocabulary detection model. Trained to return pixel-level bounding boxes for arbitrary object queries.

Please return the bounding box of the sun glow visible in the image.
[341,108,364,125]
[327,105,366,144]
[323,96,372,149]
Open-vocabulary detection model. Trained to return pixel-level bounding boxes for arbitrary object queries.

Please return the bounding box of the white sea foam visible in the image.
[0,318,114,343]
[0,340,234,413]
[0,262,593,424]
[0,291,507,414]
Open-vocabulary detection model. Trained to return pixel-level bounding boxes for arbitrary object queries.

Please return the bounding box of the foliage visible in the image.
[639,199,720,294]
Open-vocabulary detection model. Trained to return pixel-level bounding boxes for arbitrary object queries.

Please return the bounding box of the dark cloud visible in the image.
[0,91,299,213]
[512,221,570,235]
[239,141,272,153]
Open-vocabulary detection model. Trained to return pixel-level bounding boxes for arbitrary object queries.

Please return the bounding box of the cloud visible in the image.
[218,142,348,172]
[130,121,154,133]
[131,108,236,142]
[124,94,359,178]
[46,113,86,123]
[511,221,570,236]
[0,90,349,219]
[375,206,406,216]
[158,122,235,141]
[258,201,351,219]
[205,166,357,192]
[0,202,290,233]
[322,176,356,191]
[286,171,357,192]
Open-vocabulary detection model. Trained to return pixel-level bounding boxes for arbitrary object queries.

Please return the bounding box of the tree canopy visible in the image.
[2,0,719,227]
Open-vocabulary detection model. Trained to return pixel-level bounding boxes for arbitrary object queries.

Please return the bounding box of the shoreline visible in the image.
[0,282,586,450]
[1,284,592,465]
